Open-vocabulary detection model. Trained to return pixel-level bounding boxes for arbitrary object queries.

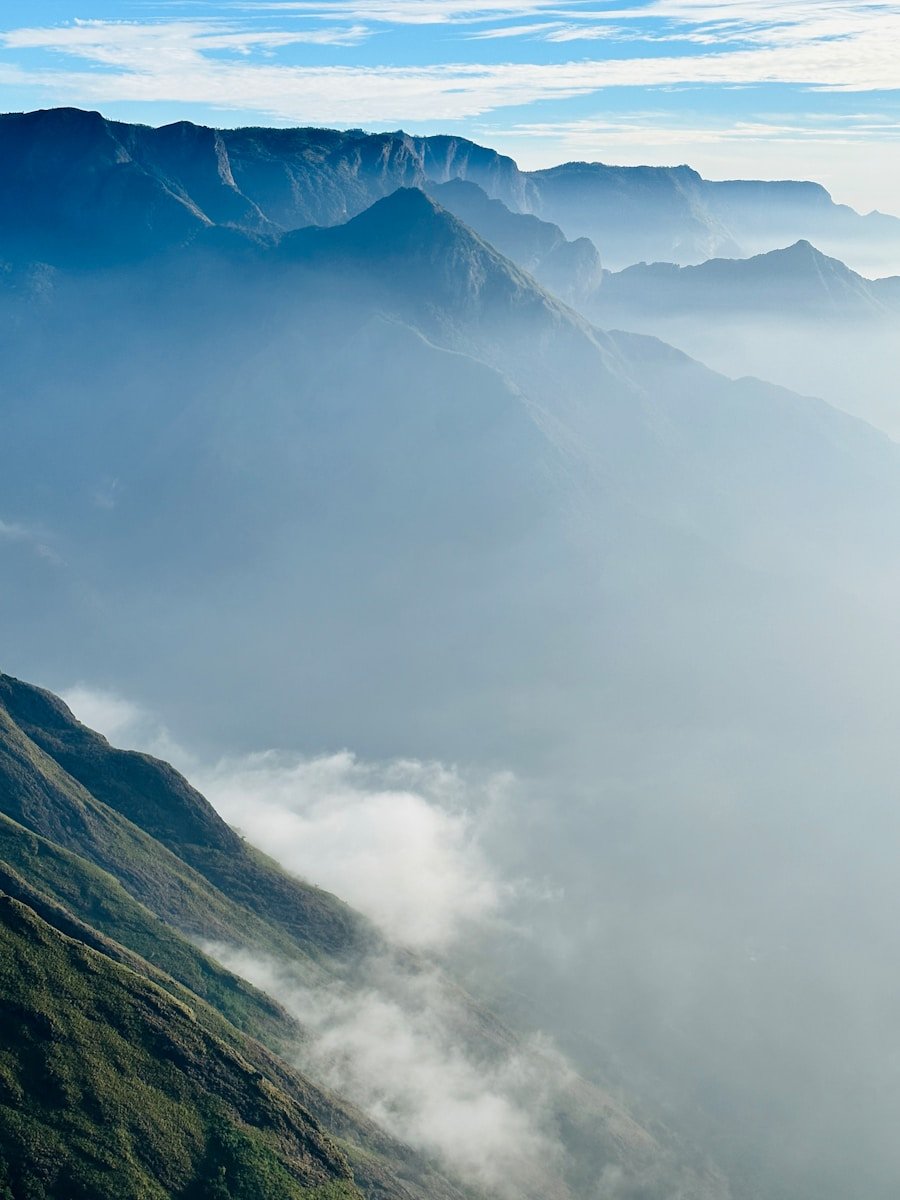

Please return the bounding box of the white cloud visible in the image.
[60,686,148,742]
[0,517,59,564]
[502,111,900,148]
[466,20,568,38]
[205,943,571,1199]
[2,18,372,66]
[3,8,900,129]
[194,750,511,948]
[234,1,591,23]
[59,684,190,762]
[0,519,34,542]
[56,684,512,950]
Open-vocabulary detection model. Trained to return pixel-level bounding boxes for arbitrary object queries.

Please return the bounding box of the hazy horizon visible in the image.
[2,2,900,215]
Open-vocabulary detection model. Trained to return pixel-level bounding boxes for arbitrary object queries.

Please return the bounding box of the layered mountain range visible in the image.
[2,107,899,272]
[3,107,900,1200]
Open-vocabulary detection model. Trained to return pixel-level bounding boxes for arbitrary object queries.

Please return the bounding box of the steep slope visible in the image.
[0,673,732,1200]
[0,835,472,1200]
[0,681,477,1200]
[0,697,328,965]
[0,889,359,1200]
[0,672,371,963]
[425,179,602,302]
[0,810,300,1048]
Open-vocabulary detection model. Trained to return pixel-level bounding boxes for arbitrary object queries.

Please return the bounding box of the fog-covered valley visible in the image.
[3,106,900,1200]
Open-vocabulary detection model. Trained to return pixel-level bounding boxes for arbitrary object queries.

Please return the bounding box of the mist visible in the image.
[5,110,900,1199]
[204,943,574,1200]
[585,305,900,439]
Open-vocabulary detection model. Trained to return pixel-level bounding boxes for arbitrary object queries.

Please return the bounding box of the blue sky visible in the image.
[2,1,900,213]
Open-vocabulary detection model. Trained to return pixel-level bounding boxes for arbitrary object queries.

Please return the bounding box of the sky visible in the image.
[1,2,899,214]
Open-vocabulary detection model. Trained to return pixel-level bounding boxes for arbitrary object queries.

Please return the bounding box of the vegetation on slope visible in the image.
[0,671,729,1200]
[0,891,359,1200]
[0,677,474,1200]
[0,674,374,963]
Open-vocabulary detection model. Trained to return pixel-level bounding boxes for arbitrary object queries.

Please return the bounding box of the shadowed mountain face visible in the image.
[424,179,603,303]
[2,108,900,273]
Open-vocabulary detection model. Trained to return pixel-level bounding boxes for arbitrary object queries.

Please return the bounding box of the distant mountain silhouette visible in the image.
[2,108,899,272]
[593,240,900,319]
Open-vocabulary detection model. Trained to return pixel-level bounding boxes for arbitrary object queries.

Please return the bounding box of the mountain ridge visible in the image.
[592,239,900,319]
[3,107,899,273]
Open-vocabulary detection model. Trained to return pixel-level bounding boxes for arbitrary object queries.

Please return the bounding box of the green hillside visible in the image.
[0,675,374,964]
[0,889,359,1200]
[0,678,474,1200]
[0,672,729,1200]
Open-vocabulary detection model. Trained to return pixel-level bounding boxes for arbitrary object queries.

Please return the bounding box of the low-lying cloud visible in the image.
[195,750,511,948]
[60,685,511,950]
[205,943,570,1200]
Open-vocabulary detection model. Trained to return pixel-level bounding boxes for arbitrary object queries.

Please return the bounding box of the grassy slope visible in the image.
[0,684,472,1200]
[0,811,298,1048]
[0,674,374,963]
[0,890,359,1200]
[0,673,729,1200]
[0,862,464,1200]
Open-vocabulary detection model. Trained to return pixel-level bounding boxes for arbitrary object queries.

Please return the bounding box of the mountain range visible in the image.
[2,107,900,273]
[3,106,900,1200]
[5,177,899,766]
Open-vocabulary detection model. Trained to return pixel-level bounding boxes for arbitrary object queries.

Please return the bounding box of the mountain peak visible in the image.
[286,185,476,258]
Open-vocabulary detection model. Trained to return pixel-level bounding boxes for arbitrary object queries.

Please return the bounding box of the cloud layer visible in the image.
[60,685,510,949]
[195,750,511,948]
[205,943,570,1199]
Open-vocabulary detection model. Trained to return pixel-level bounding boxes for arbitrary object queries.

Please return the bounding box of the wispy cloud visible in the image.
[232,1,594,22]
[466,20,568,39]
[205,943,572,1199]
[0,518,35,542]
[2,7,900,129]
[504,111,900,148]
[0,517,59,563]
[3,18,372,64]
